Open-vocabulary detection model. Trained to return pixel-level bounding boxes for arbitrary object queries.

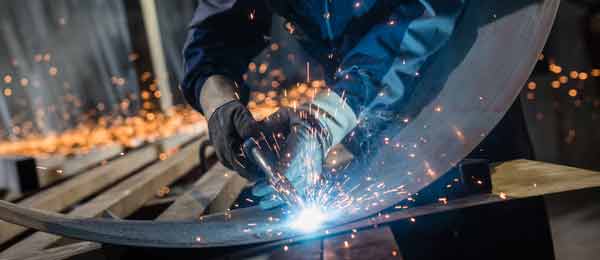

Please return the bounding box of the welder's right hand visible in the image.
[200,76,260,180]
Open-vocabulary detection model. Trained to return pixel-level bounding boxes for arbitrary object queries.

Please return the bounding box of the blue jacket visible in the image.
[181,0,464,152]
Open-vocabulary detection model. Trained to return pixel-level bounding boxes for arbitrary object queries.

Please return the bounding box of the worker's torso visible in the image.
[190,0,409,76]
[268,0,402,75]
[269,0,380,40]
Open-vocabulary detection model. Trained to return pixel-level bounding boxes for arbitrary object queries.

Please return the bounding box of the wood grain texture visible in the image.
[492,159,600,198]
[207,172,247,214]
[37,144,124,187]
[0,146,157,245]
[157,128,205,153]
[0,138,204,256]
[3,242,101,260]
[158,162,234,220]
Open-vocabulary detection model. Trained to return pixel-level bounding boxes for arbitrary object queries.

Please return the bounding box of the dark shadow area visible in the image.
[521,0,600,170]
[389,197,555,260]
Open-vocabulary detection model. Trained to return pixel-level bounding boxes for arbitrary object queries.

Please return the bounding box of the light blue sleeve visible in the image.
[331,0,465,115]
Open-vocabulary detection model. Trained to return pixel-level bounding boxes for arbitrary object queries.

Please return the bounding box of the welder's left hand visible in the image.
[200,76,263,180]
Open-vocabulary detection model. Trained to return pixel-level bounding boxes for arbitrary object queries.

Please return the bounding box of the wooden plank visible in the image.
[157,123,206,153]
[2,242,101,260]
[157,162,234,220]
[0,145,157,245]
[1,144,122,199]
[0,138,205,256]
[143,195,179,207]
[1,192,20,202]
[207,172,247,213]
[93,139,202,219]
[36,144,124,187]
[323,226,402,260]
[492,159,600,198]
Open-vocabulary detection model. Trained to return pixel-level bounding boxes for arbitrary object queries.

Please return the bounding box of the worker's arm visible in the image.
[181,0,271,114]
[326,0,465,139]
[304,0,464,156]
[251,0,465,209]
[267,0,466,158]
[181,0,272,179]
[283,0,466,160]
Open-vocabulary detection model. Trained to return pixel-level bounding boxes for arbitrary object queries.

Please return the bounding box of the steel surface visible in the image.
[0,0,559,248]
[0,194,501,248]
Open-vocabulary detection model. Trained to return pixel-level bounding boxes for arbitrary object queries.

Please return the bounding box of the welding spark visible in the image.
[289,206,326,233]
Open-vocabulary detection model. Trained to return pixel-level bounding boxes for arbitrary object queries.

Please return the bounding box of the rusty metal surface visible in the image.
[0,0,559,248]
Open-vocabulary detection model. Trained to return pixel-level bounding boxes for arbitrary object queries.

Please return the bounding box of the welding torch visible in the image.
[243,139,305,209]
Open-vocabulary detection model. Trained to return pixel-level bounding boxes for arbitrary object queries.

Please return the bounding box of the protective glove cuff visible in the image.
[299,91,358,151]
[199,75,239,120]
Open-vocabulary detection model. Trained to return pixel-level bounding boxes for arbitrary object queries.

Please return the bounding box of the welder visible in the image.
[181,0,465,210]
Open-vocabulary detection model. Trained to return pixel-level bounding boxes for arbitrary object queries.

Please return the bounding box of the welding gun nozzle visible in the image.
[243,139,303,208]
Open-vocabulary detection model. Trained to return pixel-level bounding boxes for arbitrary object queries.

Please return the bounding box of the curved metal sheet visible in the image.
[0,193,502,248]
[0,0,559,248]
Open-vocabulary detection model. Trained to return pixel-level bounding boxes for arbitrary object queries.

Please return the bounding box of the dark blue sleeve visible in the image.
[181,0,271,113]
[332,0,464,115]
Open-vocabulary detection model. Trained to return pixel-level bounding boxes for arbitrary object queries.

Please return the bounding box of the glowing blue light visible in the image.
[289,206,326,233]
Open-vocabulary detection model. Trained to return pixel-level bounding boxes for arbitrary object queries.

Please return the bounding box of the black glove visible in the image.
[208,100,260,180]
[200,75,260,180]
